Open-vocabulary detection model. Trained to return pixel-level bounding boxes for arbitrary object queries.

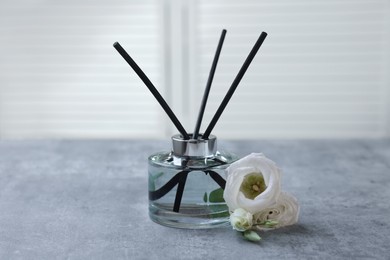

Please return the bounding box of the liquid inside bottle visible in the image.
[148,134,238,229]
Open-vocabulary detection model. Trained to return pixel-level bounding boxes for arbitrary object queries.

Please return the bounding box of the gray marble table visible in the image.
[0,139,389,259]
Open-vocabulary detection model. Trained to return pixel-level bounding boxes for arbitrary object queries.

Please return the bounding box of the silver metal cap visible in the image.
[171,134,217,158]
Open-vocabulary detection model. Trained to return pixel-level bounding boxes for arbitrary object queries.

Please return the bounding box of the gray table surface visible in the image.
[0,139,389,259]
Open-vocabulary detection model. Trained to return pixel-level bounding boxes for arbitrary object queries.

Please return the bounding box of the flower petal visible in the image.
[223,153,282,214]
[253,192,300,229]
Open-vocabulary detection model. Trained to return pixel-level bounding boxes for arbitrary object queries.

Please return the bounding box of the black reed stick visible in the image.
[113,42,190,139]
[202,32,268,139]
[192,29,227,140]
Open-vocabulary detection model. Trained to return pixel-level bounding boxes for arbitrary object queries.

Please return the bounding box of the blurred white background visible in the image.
[0,0,389,139]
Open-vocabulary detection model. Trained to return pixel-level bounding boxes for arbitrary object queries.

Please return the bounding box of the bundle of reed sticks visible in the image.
[113,30,267,139]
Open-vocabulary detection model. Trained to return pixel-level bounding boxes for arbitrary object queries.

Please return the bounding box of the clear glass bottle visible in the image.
[148,134,238,229]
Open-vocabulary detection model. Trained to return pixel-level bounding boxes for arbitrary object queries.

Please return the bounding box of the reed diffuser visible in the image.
[114,30,267,229]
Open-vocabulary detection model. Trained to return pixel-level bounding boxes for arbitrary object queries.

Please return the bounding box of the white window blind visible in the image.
[188,0,390,138]
[0,0,389,139]
[0,0,165,139]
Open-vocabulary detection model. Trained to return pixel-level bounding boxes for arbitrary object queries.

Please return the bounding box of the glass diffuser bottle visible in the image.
[113,30,267,229]
[148,134,238,229]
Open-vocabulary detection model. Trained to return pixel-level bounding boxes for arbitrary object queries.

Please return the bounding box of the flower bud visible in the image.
[230,208,253,231]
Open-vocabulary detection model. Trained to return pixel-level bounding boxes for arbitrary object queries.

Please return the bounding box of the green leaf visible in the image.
[148,179,155,191]
[209,188,225,203]
[254,220,278,229]
[203,192,208,203]
[148,172,164,191]
[207,205,230,218]
[152,172,164,180]
[264,220,278,228]
[243,230,261,242]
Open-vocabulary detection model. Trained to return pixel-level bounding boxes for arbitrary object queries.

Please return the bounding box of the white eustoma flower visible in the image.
[254,192,300,229]
[223,153,281,214]
[230,208,253,231]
